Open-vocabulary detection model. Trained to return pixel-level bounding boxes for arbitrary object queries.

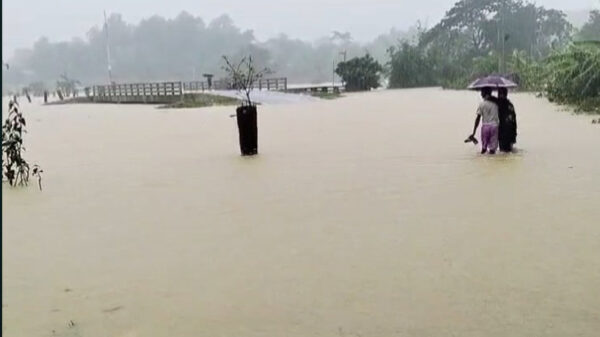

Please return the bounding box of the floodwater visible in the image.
[3,88,600,337]
[211,89,320,104]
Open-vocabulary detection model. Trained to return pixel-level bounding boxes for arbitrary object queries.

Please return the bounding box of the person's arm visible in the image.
[507,101,517,142]
[471,103,483,136]
[472,115,481,137]
[511,102,517,137]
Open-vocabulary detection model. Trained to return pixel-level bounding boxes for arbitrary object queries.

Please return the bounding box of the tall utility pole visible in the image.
[333,51,347,87]
[497,21,501,74]
[501,0,506,74]
[496,1,507,74]
[339,51,347,87]
[332,59,335,87]
[104,11,113,84]
[530,1,537,59]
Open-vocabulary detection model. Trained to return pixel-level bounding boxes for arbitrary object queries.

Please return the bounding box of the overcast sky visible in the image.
[3,0,598,58]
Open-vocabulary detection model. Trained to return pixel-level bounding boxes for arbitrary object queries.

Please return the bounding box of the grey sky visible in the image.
[3,0,598,57]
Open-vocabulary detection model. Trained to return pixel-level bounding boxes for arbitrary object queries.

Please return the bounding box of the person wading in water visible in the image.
[496,88,517,152]
[470,87,499,154]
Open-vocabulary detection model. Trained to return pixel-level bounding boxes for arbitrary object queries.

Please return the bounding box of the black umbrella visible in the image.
[468,75,517,90]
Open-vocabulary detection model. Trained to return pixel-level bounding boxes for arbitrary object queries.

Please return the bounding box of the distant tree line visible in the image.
[2,12,415,92]
[2,2,597,113]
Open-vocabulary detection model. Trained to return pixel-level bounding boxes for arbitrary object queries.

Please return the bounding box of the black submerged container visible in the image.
[236,104,258,156]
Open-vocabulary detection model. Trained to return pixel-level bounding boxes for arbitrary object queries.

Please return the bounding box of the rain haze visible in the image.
[2,1,600,337]
[2,0,598,56]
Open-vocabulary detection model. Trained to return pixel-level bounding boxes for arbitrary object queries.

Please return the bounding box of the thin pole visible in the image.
[497,19,501,73]
[332,59,335,88]
[339,51,347,87]
[501,0,506,74]
[104,11,113,84]
[530,2,536,59]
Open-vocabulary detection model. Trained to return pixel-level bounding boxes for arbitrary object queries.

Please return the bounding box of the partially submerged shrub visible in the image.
[222,55,271,106]
[2,101,43,190]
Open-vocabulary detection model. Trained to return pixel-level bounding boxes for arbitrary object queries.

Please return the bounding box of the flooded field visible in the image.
[3,88,599,337]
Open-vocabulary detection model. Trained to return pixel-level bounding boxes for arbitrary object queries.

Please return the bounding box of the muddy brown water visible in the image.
[3,88,600,337]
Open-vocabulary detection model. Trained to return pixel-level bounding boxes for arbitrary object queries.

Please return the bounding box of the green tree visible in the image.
[420,0,498,53]
[335,54,383,91]
[422,0,572,59]
[388,42,436,88]
[578,10,600,42]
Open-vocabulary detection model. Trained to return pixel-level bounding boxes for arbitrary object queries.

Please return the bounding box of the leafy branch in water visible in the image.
[222,55,271,106]
[2,101,44,190]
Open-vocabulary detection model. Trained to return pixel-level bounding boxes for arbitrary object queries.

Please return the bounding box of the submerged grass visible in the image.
[310,92,343,100]
[44,97,93,105]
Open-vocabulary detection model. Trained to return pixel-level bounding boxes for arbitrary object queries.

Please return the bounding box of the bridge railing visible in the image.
[257,78,287,91]
[86,77,289,103]
[88,81,184,103]
[92,82,183,98]
[183,78,287,92]
[183,79,231,91]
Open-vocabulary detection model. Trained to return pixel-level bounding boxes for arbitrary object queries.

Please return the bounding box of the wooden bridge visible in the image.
[88,82,184,103]
[87,78,289,103]
[183,78,287,92]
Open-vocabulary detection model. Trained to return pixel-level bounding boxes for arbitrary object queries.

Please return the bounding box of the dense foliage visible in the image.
[545,42,600,113]
[335,54,383,92]
[387,42,436,88]
[577,10,600,42]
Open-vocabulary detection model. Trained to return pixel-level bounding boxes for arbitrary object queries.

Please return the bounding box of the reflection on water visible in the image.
[3,89,600,337]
